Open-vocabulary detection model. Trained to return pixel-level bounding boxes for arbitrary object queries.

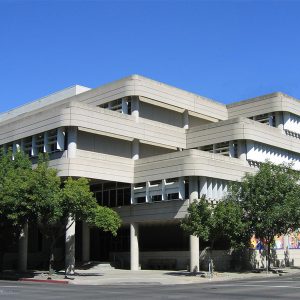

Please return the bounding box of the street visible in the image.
[1,273,300,300]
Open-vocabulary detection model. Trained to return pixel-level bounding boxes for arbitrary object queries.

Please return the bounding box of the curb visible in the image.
[19,278,69,284]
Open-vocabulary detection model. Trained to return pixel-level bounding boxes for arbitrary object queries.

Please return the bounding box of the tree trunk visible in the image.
[267,242,271,273]
[48,237,56,279]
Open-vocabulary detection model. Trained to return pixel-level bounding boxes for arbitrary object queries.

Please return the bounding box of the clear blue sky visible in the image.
[1,0,300,113]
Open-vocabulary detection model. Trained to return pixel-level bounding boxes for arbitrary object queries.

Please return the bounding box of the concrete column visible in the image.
[189,176,198,202]
[145,181,150,203]
[212,144,216,154]
[268,113,274,127]
[161,179,166,201]
[57,128,65,151]
[130,223,139,271]
[131,96,139,120]
[18,223,28,272]
[246,140,254,161]
[31,135,37,157]
[237,140,247,161]
[275,112,284,132]
[20,139,25,152]
[207,177,213,199]
[283,112,290,130]
[121,98,128,115]
[189,176,200,273]
[44,132,50,153]
[190,235,199,273]
[65,217,76,275]
[199,176,207,197]
[178,177,185,200]
[130,184,135,204]
[217,180,223,200]
[82,221,90,263]
[212,179,218,200]
[67,127,77,159]
[12,141,20,159]
[183,110,189,129]
[229,141,235,158]
[131,139,139,160]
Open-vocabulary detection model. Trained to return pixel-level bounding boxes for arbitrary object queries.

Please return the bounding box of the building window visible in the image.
[151,195,162,202]
[136,196,146,203]
[167,193,179,200]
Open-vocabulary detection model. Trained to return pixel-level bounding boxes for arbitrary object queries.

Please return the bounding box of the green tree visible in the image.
[30,156,121,276]
[0,150,32,271]
[181,196,247,250]
[181,196,211,242]
[226,161,300,271]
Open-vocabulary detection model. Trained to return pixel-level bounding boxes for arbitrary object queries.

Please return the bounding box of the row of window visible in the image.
[1,128,65,157]
[98,96,134,115]
[201,141,238,158]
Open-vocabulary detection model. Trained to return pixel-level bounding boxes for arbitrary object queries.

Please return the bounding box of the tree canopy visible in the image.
[181,195,247,250]
[0,151,121,272]
[226,161,300,269]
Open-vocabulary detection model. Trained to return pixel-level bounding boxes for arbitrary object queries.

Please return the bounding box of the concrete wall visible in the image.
[139,143,174,158]
[227,92,300,119]
[139,102,183,127]
[78,131,132,158]
[187,117,300,155]
[134,149,254,183]
[189,115,211,128]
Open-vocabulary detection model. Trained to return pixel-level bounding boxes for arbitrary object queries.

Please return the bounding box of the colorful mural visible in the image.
[250,235,284,250]
[288,230,300,249]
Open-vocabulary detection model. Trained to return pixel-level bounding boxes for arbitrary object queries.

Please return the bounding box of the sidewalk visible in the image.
[2,267,299,285]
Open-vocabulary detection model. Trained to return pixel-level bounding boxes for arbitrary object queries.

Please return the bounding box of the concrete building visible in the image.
[1,75,300,272]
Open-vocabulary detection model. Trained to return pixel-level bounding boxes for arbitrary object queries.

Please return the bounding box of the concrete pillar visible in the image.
[12,141,20,159]
[67,127,77,159]
[229,141,235,158]
[121,98,128,115]
[31,135,37,157]
[183,110,189,129]
[161,179,166,200]
[44,131,50,153]
[130,184,136,204]
[57,128,65,151]
[199,176,207,197]
[246,140,254,161]
[189,176,199,273]
[20,139,25,152]
[145,181,150,203]
[190,234,199,273]
[283,112,290,130]
[178,177,185,200]
[212,144,216,154]
[207,177,213,199]
[131,96,139,120]
[237,140,247,161]
[268,113,274,127]
[132,139,139,160]
[65,217,76,275]
[18,223,28,272]
[130,223,139,270]
[275,112,284,132]
[189,176,198,202]
[82,221,90,262]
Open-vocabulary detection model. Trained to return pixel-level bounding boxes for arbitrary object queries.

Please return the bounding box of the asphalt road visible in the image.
[1,274,300,300]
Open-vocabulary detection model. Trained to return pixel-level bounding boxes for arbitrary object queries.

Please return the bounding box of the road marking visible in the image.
[217,284,300,289]
[0,286,22,288]
[244,280,296,283]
